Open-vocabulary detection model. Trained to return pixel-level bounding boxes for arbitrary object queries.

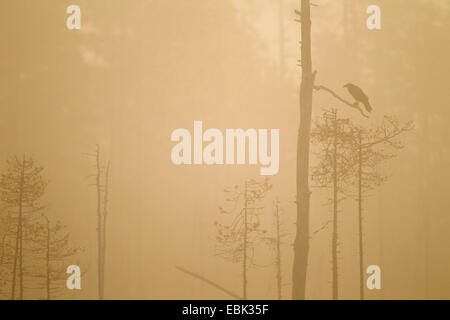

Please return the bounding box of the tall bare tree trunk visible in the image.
[357,133,364,300]
[274,200,282,300]
[278,0,285,78]
[18,222,23,300]
[0,232,6,297]
[45,217,51,300]
[377,188,384,299]
[332,119,338,300]
[293,0,315,300]
[19,219,24,300]
[11,159,25,300]
[96,145,104,300]
[243,181,248,300]
[11,221,19,300]
[0,233,7,265]
[102,161,110,297]
[421,114,430,299]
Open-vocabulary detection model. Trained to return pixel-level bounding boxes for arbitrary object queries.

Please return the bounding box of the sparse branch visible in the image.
[361,119,414,148]
[215,178,271,300]
[310,220,332,237]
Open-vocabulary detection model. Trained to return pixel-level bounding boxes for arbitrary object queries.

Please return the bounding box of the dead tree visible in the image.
[293,0,409,299]
[311,109,355,300]
[0,207,10,267]
[0,212,11,297]
[347,117,413,300]
[27,215,83,300]
[273,199,283,300]
[264,198,290,300]
[95,145,103,300]
[86,145,110,300]
[292,0,315,300]
[0,156,46,300]
[293,0,369,300]
[215,178,271,300]
[101,161,110,293]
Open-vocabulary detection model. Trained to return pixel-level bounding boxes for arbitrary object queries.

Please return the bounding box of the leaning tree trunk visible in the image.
[175,266,243,300]
[292,0,315,300]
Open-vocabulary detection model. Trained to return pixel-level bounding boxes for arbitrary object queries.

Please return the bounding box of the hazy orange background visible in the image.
[0,0,449,299]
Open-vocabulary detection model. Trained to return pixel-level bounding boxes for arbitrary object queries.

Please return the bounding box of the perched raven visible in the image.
[343,83,372,112]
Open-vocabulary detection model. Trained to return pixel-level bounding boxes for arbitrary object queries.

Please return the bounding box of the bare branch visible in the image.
[313,85,369,118]
[310,220,332,237]
[175,266,243,300]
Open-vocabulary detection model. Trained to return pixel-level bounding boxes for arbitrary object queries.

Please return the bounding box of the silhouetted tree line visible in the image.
[311,109,413,299]
[177,178,291,300]
[214,179,293,300]
[0,156,83,300]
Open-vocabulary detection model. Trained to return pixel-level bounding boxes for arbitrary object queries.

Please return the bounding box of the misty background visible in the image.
[0,0,449,299]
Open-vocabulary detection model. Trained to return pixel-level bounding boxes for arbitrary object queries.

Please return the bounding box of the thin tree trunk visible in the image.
[46,218,51,300]
[11,159,25,300]
[332,118,338,300]
[102,161,110,298]
[422,114,430,299]
[278,0,285,78]
[18,220,23,300]
[0,232,7,265]
[377,187,384,299]
[293,0,315,300]
[11,219,20,300]
[275,200,282,300]
[243,181,248,300]
[358,133,364,300]
[0,232,7,297]
[96,145,104,300]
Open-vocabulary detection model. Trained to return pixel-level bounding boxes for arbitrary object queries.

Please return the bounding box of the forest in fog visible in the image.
[0,0,449,299]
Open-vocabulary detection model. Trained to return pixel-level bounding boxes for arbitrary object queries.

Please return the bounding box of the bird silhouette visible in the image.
[343,83,372,112]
